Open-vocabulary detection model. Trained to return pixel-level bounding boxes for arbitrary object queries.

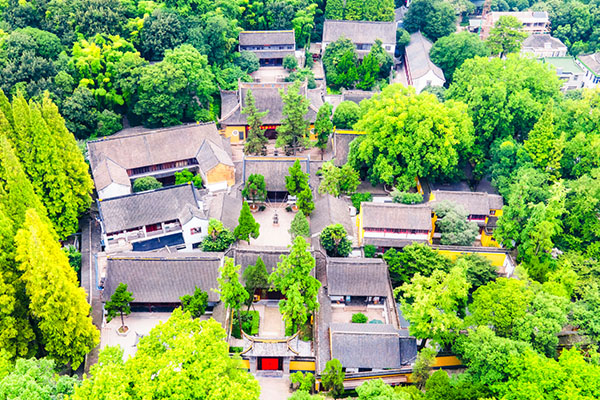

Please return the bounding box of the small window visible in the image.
[190,227,202,235]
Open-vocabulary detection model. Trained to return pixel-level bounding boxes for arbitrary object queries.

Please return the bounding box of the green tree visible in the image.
[202,219,236,252]
[188,12,242,66]
[281,283,308,333]
[323,38,359,90]
[132,176,162,192]
[434,201,479,246]
[290,371,316,393]
[180,287,209,318]
[333,51,359,89]
[318,162,360,198]
[174,168,203,188]
[398,264,470,349]
[429,32,490,83]
[236,51,260,73]
[390,189,423,204]
[349,84,474,189]
[351,313,368,323]
[140,8,186,61]
[61,87,99,139]
[332,101,360,129]
[242,90,268,155]
[105,283,134,331]
[16,209,99,368]
[321,359,345,398]
[283,54,299,71]
[357,379,405,399]
[296,186,315,216]
[404,0,456,41]
[523,103,564,179]
[368,39,393,80]
[325,0,344,19]
[96,110,122,137]
[314,103,333,158]
[292,3,317,49]
[286,159,309,196]
[411,348,437,389]
[242,174,267,204]
[320,224,352,257]
[289,210,310,239]
[344,0,362,20]
[234,202,260,244]
[276,81,310,154]
[242,256,269,309]
[357,53,378,90]
[383,244,451,287]
[71,309,260,399]
[217,257,249,334]
[458,254,497,292]
[486,15,527,57]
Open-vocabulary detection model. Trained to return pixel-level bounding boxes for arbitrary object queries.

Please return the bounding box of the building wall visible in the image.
[98,182,131,200]
[221,125,318,144]
[523,47,567,58]
[436,248,508,267]
[206,163,235,187]
[413,70,445,93]
[182,217,209,250]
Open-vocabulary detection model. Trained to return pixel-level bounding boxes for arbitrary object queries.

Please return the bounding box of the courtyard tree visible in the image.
[296,186,315,216]
[383,244,451,287]
[242,256,269,310]
[71,309,260,399]
[216,257,249,334]
[105,283,134,332]
[458,254,497,292]
[429,31,490,83]
[332,101,360,129]
[202,219,236,252]
[323,38,359,90]
[286,160,309,196]
[280,283,308,333]
[314,103,333,158]
[234,201,260,244]
[321,359,345,398]
[133,176,163,192]
[486,15,527,57]
[318,162,360,198]
[289,210,310,239]
[276,81,310,154]
[349,84,474,189]
[434,201,479,246]
[174,168,203,188]
[180,287,209,318]
[242,90,268,155]
[411,347,437,389]
[283,54,298,71]
[320,224,352,257]
[242,174,267,205]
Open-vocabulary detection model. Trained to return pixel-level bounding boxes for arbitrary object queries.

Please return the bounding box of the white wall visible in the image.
[98,182,131,200]
[414,70,445,94]
[182,217,209,250]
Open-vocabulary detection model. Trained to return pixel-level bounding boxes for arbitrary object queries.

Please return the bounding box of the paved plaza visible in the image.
[250,204,295,247]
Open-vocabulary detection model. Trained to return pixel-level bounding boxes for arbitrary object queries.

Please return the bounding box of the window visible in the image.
[190,227,202,235]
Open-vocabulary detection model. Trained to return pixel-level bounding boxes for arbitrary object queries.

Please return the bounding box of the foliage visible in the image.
[390,189,423,204]
[284,54,299,71]
[296,186,315,216]
[16,209,99,368]
[174,168,203,188]
[276,81,311,154]
[236,51,260,73]
[286,160,310,196]
[351,192,373,212]
[384,244,451,287]
[320,224,352,257]
[356,379,406,400]
[231,310,260,338]
[243,90,268,155]
[242,256,269,306]
[242,174,267,203]
[96,109,122,136]
[349,84,474,189]
[396,28,411,56]
[323,38,359,90]
[234,202,260,244]
[291,371,315,392]
[217,257,249,333]
[289,210,310,239]
[71,309,260,399]
[321,359,345,398]
[332,100,361,129]
[458,254,497,292]
[132,176,162,192]
[364,244,377,258]
[523,103,564,180]
[285,68,317,89]
[351,313,368,323]
[63,245,82,272]
[486,16,527,57]
[404,0,456,41]
[202,219,235,252]
[314,103,333,154]
[180,287,209,318]
[105,283,134,329]
[318,162,360,197]
[325,0,394,21]
[141,8,186,61]
[434,201,479,246]
[429,32,490,83]
[411,347,437,389]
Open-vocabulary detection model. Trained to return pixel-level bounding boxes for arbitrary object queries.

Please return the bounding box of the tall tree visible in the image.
[434,201,479,246]
[234,201,260,244]
[289,210,310,239]
[296,186,315,215]
[321,359,345,398]
[429,31,490,83]
[523,103,564,179]
[242,174,267,204]
[71,309,260,399]
[242,90,268,155]
[404,0,456,41]
[16,209,99,368]
[486,15,527,57]
[383,244,451,287]
[286,159,309,196]
[320,224,352,257]
[325,0,344,19]
[276,81,310,154]
[357,53,378,90]
[242,256,269,310]
[314,103,333,158]
[318,162,360,198]
[216,257,249,333]
[180,287,209,318]
[322,38,359,90]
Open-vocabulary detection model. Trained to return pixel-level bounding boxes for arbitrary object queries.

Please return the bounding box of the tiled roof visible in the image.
[310,195,353,236]
[239,30,295,46]
[361,202,432,230]
[522,34,567,50]
[242,157,310,192]
[405,32,445,80]
[322,20,396,45]
[430,190,503,215]
[326,258,389,297]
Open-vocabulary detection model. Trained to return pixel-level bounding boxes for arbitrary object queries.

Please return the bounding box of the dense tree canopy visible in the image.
[429,32,490,83]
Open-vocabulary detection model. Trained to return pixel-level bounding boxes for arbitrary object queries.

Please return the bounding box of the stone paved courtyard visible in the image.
[250,204,295,247]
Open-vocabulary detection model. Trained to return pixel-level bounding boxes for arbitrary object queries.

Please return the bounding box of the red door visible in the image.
[260,357,280,370]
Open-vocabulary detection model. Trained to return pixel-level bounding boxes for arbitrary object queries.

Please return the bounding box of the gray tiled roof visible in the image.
[243,157,310,192]
[310,195,353,236]
[206,192,242,231]
[98,184,200,234]
[341,89,377,104]
[326,258,389,297]
[329,323,407,369]
[333,131,362,166]
[430,190,503,215]
[361,203,432,230]
[233,246,291,277]
[239,30,295,46]
[322,20,396,45]
[522,34,567,50]
[93,157,131,191]
[405,32,445,80]
[578,53,600,75]
[103,252,223,303]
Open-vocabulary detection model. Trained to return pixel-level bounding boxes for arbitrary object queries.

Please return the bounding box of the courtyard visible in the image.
[330,304,390,325]
[249,204,296,247]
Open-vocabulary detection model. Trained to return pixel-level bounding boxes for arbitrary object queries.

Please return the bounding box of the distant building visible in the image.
[88,123,234,199]
[521,34,568,58]
[576,52,600,88]
[541,57,585,91]
[357,202,434,249]
[404,32,445,93]
[481,11,549,39]
[102,252,223,312]
[238,30,296,67]
[219,81,323,144]
[322,20,396,58]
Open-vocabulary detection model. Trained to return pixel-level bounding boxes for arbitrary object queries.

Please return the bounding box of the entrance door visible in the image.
[258,357,282,370]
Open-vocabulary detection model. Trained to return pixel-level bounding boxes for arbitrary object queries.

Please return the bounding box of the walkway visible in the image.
[257,376,292,400]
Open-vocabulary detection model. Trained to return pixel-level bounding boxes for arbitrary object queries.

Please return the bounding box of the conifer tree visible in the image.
[276,82,310,155]
[16,209,99,368]
[296,186,315,216]
[285,159,309,196]
[242,256,269,310]
[216,257,249,333]
[234,201,260,244]
[524,104,564,180]
[357,53,378,90]
[314,103,333,159]
[242,90,268,155]
[289,210,310,239]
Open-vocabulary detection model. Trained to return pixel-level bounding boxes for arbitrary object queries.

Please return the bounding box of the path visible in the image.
[257,376,292,400]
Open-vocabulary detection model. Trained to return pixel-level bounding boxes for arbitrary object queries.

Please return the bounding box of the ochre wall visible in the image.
[206,163,235,186]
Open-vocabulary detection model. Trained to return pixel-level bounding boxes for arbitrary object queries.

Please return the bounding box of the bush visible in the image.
[231,310,260,339]
[133,176,162,192]
[236,51,260,73]
[391,188,423,204]
[229,346,243,353]
[333,101,360,129]
[285,68,317,89]
[289,210,310,239]
[320,224,352,257]
[96,109,122,137]
[305,49,314,68]
[352,313,368,323]
[364,244,377,258]
[283,54,298,71]
[351,192,373,212]
[291,371,315,392]
[175,168,203,188]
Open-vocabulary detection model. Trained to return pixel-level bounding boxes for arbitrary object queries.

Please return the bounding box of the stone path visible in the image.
[257,376,292,400]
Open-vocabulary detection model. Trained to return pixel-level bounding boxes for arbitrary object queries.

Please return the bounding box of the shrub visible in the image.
[229,346,243,353]
[231,310,260,338]
[351,192,373,212]
[290,210,310,239]
[352,313,368,323]
[333,101,360,129]
[283,54,298,71]
[63,245,81,272]
[236,51,260,73]
[320,224,352,257]
[175,168,203,188]
[391,188,423,204]
[133,176,162,192]
[291,372,315,392]
[364,244,377,258]
[242,174,267,203]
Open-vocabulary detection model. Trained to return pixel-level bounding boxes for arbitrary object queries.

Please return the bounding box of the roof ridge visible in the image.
[99,183,194,202]
[88,122,216,144]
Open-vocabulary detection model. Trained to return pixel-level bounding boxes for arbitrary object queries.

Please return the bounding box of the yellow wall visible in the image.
[290,361,316,372]
[334,129,366,135]
[433,356,463,368]
[221,125,246,144]
[239,359,250,370]
[436,248,507,267]
[357,206,364,246]
[481,230,501,248]
[415,177,424,195]
[207,163,235,186]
